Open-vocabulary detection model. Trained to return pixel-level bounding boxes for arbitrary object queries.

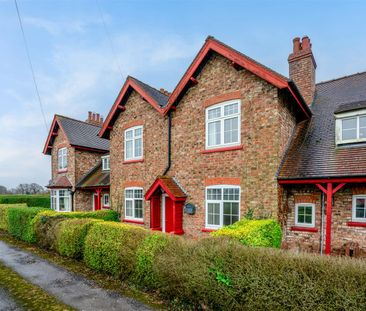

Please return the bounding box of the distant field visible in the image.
[0,195,50,208]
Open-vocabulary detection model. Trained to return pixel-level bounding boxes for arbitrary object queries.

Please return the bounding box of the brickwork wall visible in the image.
[109,90,168,225]
[284,184,366,257]
[74,150,103,183]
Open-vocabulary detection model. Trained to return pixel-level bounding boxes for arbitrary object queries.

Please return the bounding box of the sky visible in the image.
[0,0,366,189]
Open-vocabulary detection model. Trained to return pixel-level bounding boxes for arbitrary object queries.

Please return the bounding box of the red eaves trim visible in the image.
[347,221,366,227]
[290,226,318,232]
[164,37,292,116]
[123,219,144,225]
[201,228,217,233]
[99,77,164,138]
[279,177,366,184]
[72,145,108,153]
[77,186,110,190]
[287,83,311,118]
[201,145,243,154]
[123,159,144,164]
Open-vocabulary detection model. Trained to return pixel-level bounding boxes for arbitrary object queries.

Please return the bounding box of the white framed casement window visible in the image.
[124,126,143,161]
[103,193,110,207]
[205,100,241,149]
[125,188,143,220]
[335,109,366,144]
[102,155,110,171]
[50,189,71,212]
[58,148,68,170]
[295,203,315,227]
[205,185,240,229]
[352,195,366,222]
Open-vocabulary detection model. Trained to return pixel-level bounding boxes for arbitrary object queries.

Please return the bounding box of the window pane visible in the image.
[126,141,133,159]
[223,202,239,226]
[298,206,305,215]
[135,138,142,157]
[126,200,133,217]
[125,130,133,139]
[305,215,312,224]
[208,121,221,146]
[342,129,357,140]
[134,127,142,137]
[207,203,220,225]
[207,188,221,200]
[125,190,134,198]
[223,188,239,201]
[305,206,312,215]
[360,128,366,139]
[208,107,221,120]
[360,116,366,128]
[342,118,357,130]
[134,199,143,219]
[224,117,239,144]
[356,208,365,218]
[298,214,305,223]
[224,103,239,116]
[356,198,365,208]
[134,189,143,198]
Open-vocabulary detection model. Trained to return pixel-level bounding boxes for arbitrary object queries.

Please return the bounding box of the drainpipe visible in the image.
[163,110,172,176]
[320,192,325,255]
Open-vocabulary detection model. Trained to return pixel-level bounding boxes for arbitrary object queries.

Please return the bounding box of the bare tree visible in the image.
[14,183,45,195]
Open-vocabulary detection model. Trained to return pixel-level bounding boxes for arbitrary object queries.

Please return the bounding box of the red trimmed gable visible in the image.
[163,36,311,118]
[43,116,69,155]
[99,76,165,139]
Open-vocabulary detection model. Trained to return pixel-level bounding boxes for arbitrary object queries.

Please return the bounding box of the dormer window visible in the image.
[102,155,110,171]
[335,110,366,144]
[58,148,68,171]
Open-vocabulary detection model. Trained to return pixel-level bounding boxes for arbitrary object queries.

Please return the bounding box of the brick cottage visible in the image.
[44,36,366,256]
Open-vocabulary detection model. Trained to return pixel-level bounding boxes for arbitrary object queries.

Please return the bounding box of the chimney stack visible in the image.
[159,88,171,97]
[288,36,316,106]
[86,111,104,126]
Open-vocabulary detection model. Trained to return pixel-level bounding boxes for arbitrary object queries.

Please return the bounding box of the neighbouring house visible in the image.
[43,113,110,212]
[44,35,366,257]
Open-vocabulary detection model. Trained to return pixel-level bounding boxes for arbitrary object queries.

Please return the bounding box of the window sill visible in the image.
[57,169,68,173]
[201,145,243,154]
[123,219,144,224]
[347,221,366,227]
[123,159,144,164]
[290,226,318,232]
[102,206,110,209]
[201,228,218,232]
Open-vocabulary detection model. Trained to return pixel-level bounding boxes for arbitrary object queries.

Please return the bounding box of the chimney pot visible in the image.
[293,37,301,52]
[302,36,311,50]
[96,113,100,122]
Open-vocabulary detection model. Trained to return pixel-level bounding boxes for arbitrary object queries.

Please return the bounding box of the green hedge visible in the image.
[0,195,50,208]
[0,204,27,231]
[211,219,282,248]
[55,218,102,259]
[84,222,149,279]
[7,207,46,243]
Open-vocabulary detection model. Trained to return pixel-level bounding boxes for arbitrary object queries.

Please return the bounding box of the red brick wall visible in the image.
[284,184,366,257]
[109,90,168,224]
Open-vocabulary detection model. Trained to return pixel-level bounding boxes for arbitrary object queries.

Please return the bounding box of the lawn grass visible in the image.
[0,230,164,310]
[0,260,73,311]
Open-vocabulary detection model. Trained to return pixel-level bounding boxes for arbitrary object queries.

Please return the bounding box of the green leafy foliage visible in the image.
[55,218,102,259]
[84,222,149,279]
[211,219,282,248]
[0,204,27,231]
[0,195,50,208]
[134,233,170,289]
[7,207,46,243]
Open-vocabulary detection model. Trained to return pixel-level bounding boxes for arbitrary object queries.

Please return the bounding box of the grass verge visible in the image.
[0,260,73,311]
[0,230,163,310]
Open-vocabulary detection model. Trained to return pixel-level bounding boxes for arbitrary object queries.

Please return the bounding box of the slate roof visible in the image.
[47,176,72,189]
[76,161,110,188]
[129,76,169,108]
[279,71,366,179]
[57,116,110,151]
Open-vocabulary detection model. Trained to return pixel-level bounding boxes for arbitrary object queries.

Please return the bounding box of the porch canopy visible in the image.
[145,176,186,235]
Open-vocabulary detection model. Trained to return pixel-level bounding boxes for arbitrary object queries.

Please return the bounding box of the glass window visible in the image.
[352,196,366,221]
[102,155,110,171]
[103,194,110,207]
[337,112,366,144]
[58,148,68,170]
[124,126,143,161]
[125,188,143,220]
[206,100,240,149]
[206,186,240,229]
[50,189,71,212]
[295,204,315,227]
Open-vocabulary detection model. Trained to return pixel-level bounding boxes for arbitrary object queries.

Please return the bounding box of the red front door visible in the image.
[164,196,174,233]
[94,194,101,211]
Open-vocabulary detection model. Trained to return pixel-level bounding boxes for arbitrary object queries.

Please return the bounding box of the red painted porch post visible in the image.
[325,183,333,255]
[96,188,102,211]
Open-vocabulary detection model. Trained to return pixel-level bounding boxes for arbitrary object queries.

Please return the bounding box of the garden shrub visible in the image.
[84,222,149,279]
[55,218,102,259]
[0,204,27,231]
[7,206,46,243]
[211,219,282,248]
[133,232,170,289]
[0,195,50,208]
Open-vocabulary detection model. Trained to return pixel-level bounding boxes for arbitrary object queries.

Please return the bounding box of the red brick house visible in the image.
[43,113,111,212]
[45,35,366,256]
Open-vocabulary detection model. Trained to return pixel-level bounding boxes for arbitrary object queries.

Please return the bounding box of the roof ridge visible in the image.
[128,76,169,98]
[56,114,103,128]
[316,70,366,86]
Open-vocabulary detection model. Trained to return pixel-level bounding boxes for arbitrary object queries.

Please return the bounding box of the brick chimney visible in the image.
[86,111,104,126]
[159,88,171,97]
[288,36,317,106]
